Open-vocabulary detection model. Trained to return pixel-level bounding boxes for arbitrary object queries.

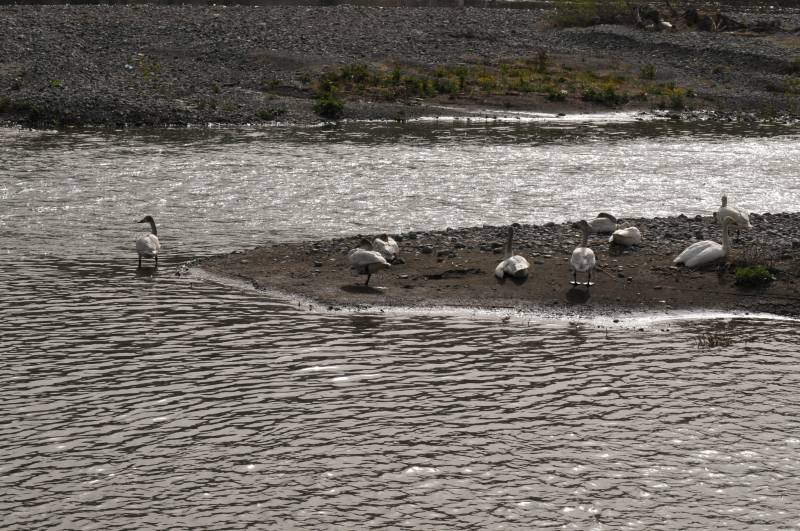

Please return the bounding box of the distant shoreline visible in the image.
[196,213,800,318]
[2,3,799,128]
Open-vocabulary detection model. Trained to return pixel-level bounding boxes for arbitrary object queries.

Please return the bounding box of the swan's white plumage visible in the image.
[570,220,596,285]
[348,248,390,273]
[588,213,618,234]
[717,195,751,230]
[609,226,642,246]
[570,246,596,273]
[136,215,160,267]
[495,226,529,279]
[495,255,530,279]
[136,233,160,258]
[674,216,734,268]
[373,235,399,262]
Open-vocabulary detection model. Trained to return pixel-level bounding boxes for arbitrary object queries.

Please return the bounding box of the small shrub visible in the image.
[211,83,221,94]
[640,64,656,80]
[313,97,344,120]
[49,79,63,88]
[581,83,629,106]
[255,108,285,121]
[546,88,567,101]
[735,265,776,286]
[535,49,549,73]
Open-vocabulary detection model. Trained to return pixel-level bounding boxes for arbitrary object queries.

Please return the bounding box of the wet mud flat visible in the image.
[199,212,800,317]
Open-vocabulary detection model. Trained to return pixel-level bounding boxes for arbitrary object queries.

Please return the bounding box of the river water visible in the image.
[2,116,800,529]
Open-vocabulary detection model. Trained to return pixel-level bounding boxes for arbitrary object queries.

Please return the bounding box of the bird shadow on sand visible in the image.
[496,275,529,286]
[340,284,387,294]
[565,285,591,304]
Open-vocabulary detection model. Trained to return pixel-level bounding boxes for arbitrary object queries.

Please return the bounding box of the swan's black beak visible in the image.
[137,218,146,223]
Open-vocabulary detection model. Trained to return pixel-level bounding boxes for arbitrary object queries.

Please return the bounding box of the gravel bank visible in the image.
[1,3,799,127]
[197,212,800,318]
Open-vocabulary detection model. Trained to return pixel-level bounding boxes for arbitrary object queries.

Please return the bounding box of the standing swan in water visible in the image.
[495,226,530,279]
[136,215,161,268]
[570,220,596,286]
[348,238,391,286]
[674,216,735,268]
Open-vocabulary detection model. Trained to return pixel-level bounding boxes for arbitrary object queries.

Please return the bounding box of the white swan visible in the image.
[348,238,391,286]
[717,195,751,238]
[609,225,642,246]
[570,220,596,286]
[674,216,734,268]
[495,226,530,279]
[373,233,400,263]
[588,212,618,234]
[136,215,161,268]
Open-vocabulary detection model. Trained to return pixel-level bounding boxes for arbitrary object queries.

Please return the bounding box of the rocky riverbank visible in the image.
[198,212,800,317]
[1,3,800,127]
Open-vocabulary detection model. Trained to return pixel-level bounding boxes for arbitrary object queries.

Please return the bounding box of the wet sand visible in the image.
[198,213,800,317]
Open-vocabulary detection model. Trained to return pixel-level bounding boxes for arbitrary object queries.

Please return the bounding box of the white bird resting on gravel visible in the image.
[494,225,530,279]
[674,216,735,268]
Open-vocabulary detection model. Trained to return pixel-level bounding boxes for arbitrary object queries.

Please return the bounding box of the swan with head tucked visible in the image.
[588,212,619,234]
[136,215,161,268]
[609,225,642,246]
[495,226,530,279]
[373,233,400,263]
[348,238,391,286]
[717,195,751,239]
[570,220,596,286]
[674,216,735,268]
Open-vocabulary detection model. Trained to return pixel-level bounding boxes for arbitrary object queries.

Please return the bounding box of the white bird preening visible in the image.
[494,226,530,279]
[717,195,751,239]
[588,212,619,234]
[136,215,161,268]
[348,238,391,286]
[609,225,642,246]
[673,216,735,268]
[373,233,400,263]
[570,220,596,286]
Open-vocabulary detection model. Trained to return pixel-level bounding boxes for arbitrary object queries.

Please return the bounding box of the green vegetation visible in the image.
[581,81,629,106]
[306,59,693,112]
[735,265,776,287]
[255,107,286,121]
[550,0,632,28]
[640,64,656,80]
[49,79,63,88]
[313,79,344,120]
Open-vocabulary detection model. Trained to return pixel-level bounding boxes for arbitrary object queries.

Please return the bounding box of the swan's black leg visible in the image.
[587,270,592,287]
[365,273,371,286]
[572,270,577,285]
[154,255,158,269]
[138,255,142,269]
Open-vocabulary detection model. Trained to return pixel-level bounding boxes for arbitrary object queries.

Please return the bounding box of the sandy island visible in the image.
[198,213,800,318]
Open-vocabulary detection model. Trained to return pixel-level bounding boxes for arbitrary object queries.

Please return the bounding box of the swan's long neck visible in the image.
[580,226,589,247]
[721,217,731,253]
[721,195,728,207]
[504,228,514,259]
[148,219,158,237]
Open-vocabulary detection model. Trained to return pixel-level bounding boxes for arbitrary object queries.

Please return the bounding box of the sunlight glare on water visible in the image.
[1,119,799,529]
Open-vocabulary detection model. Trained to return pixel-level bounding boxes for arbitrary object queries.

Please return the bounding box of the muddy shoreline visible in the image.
[2,3,800,128]
[197,213,800,318]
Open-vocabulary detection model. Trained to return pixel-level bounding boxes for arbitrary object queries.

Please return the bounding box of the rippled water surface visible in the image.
[2,118,800,529]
